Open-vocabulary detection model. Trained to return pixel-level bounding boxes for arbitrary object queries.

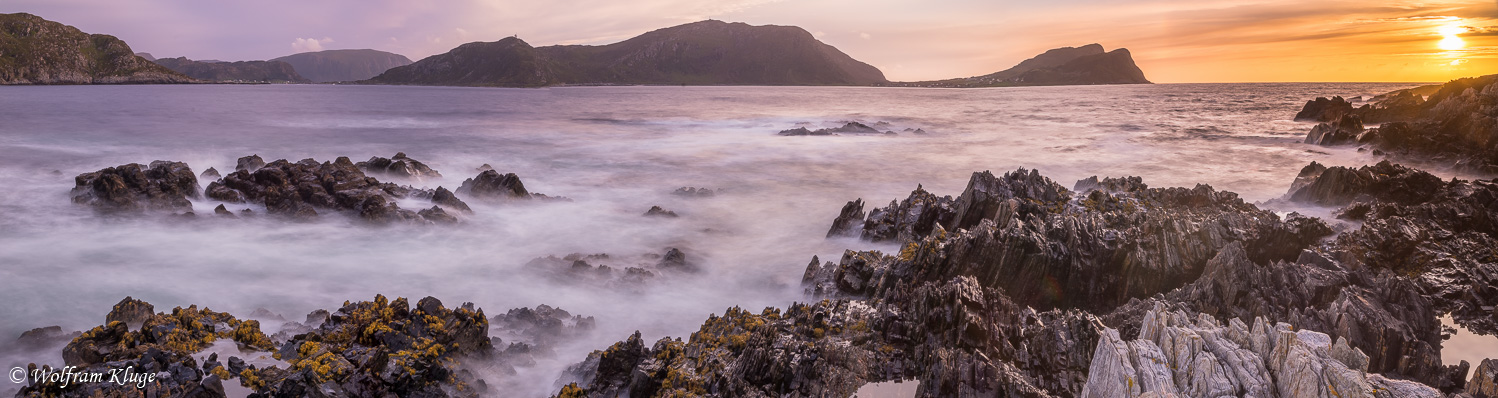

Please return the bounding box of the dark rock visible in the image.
[15,326,79,351]
[355,152,443,179]
[418,206,459,224]
[777,122,883,136]
[657,248,692,271]
[105,296,155,329]
[671,187,718,197]
[200,167,220,179]
[1285,161,1445,206]
[304,309,330,327]
[886,44,1149,87]
[213,204,235,217]
[1295,95,1356,122]
[236,155,265,172]
[476,164,494,172]
[643,206,678,218]
[776,127,827,136]
[825,198,866,238]
[1473,359,1498,397]
[205,156,436,224]
[70,161,200,213]
[1303,113,1365,145]
[457,170,530,200]
[1297,74,1498,173]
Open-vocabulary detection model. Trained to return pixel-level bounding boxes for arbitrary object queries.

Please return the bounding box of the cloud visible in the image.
[291,37,333,52]
[1462,25,1498,35]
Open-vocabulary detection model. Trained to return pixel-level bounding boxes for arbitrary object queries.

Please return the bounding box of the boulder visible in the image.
[355,152,443,179]
[70,161,200,213]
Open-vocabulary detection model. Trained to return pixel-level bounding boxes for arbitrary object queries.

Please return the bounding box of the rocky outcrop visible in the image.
[643,206,678,217]
[672,187,720,197]
[777,122,887,136]
[204,156,457,224]
[888,44,1151,87]
[1297,74,1498,173]
[1287,161,1498,336]
[1081,302,1444,398]
[522,248,694,291]
[1303,113,1365,146]
[457,169,563,201]
[365,20,886,87]
[812,169,1331,311]
[17,298,276,397]
[70,161,200,213]
[355,152,442,180]
[1473,359,1498,397]
[0,13,194,84]
[151,57,308,83]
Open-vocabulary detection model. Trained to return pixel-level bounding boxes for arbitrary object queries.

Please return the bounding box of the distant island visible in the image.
[0,13,191,84]
[271,49,413,83]
[364,20,887,87]
[883,43,1150,87]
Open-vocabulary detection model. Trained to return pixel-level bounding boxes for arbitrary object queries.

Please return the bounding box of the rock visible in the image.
[643,206,678,218]
[213,204,235,217]
[825,198,866,238]
[200,167,221,179]
[1303,113,1365,145]
[418,206,459,224]
[431,186,471,213]
[70,161,200,213]
[815,169,1331,311]
[657,248,692,271]
[1297,74,1498,173]
[204,155,436,224]
[15,326,79,351]
[777,122,884,136]
[1472,359,1498,397]
[236,155,265,172]
[1295,95,1355,121]
[491,304,596,348]
[457,170,531,200]
[1285,161,1445,207]
[305,309,330,327]
[476,164,494,172]
[105,296,155,329]
[1082,303,1443,398]
[671,187,718,197]
[355,152,443,179]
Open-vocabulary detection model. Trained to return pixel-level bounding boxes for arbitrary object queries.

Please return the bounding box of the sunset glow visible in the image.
[1439,24,1468,50]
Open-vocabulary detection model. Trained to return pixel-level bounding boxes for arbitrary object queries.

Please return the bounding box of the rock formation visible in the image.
[204,156,460,224]
[355,152,442,179]
[457,170,564,201]
[70,161,200,214]
[0,13,193,84]
[1297,74,1498,173]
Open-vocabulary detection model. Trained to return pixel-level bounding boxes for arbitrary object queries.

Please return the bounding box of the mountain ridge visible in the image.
[0,12,193,84]
[887,43,1151,87]
[271,49,412,83]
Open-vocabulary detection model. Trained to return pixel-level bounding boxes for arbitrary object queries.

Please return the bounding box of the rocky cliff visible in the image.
[0,13,192,84]
[365,20,887,87]
[271,49,412,83]
[152,57,308,83]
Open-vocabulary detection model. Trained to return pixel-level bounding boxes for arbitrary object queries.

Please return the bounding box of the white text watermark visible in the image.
[9,366,156,389]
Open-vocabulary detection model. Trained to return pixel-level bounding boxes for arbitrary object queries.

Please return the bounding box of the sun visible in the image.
[1438,24,1466,50]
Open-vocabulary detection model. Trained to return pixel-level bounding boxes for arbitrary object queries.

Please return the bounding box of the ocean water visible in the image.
[0,83,1476,396]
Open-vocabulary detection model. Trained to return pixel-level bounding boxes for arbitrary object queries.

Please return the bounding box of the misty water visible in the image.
[0,83,1474,396]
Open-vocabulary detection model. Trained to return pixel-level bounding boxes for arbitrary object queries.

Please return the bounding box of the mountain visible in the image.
[152,57,308,83]
[271,49,412,83]
[365,20,886,87]
[0,13,192,84]
[891,44,1151,87]
[134,52,155,61]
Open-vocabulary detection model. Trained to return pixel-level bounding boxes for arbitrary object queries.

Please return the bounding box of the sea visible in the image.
[0,83,1487,396]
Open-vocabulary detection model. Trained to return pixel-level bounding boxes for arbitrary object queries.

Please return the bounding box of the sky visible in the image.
[8,0,1498,83]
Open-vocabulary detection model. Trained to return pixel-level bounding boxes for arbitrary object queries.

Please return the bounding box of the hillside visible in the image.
[0,13,192,84]
[271,49,412,83]
[365,20,886,87]
[152,57,308,83]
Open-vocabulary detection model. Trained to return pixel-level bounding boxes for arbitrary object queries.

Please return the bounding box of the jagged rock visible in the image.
[1473,359,1498,397]
[200,167,220,179]
[826,198,866,238]
[213,204,235,217]
[815,169,1332,311]
[14,326,79,351]
[476,164,494,172]
[236,155,265,172]
[491,305,596,348]
[1304,113,1365,145]
[1082,302,1444,398]
[204,156,436,224]
[355,152,442,179]
[643,205,678,218]
[70,161,200,213]
[1297,75,1498,173]
[777,122,884,136]
[418,206,459,224]
[456,169,563,201]
[1295,96,1356,122]
[1285,161,1444,206]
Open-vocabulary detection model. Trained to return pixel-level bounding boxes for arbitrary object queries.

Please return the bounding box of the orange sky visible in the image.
[9,0,1498,83]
